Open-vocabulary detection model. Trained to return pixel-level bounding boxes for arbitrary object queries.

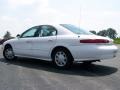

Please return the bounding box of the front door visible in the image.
[13,26,39,56]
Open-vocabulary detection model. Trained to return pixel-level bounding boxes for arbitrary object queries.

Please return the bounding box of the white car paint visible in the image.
[3,24,118,62]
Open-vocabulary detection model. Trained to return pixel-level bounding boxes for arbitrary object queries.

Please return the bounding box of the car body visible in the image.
[0,39,8,45]
[2,24,118,68]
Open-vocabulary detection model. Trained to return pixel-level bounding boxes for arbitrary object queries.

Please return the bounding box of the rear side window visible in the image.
[60,24,92,35]
[40,25,57,37]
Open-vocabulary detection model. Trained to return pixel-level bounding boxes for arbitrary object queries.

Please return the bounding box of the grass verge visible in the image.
[114,38,120,44]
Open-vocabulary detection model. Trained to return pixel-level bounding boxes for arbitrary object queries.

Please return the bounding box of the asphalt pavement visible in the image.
[0,45,120,90]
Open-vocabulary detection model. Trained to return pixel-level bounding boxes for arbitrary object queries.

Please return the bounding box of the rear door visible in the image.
[31,25,57,60]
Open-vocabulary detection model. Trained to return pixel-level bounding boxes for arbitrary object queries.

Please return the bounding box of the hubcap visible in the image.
[5,48,14,59]
[55,51,67,67]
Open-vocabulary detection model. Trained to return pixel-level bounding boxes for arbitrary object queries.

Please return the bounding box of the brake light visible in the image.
[80,39,109,43]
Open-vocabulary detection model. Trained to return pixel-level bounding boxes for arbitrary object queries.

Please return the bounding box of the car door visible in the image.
[13,26,39,56]
[31,25,57,60]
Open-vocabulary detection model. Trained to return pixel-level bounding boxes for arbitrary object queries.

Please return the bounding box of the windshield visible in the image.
[60,24,93,35]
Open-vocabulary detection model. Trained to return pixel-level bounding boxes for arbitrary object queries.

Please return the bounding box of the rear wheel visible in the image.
[52,48,73,69]
[3,46,16,60]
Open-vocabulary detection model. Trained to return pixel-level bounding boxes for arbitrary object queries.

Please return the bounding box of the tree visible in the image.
[106,28,117,39]
[97,30,108,37]
[90,30,97,34]
[3,31,12,40]
[97,28,117,39]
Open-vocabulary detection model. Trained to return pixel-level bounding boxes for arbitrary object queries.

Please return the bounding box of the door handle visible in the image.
[48,40,53,42]
[26,41,32,43]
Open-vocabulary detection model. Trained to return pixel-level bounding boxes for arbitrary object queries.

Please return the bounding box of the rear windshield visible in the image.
[60,24,92,35]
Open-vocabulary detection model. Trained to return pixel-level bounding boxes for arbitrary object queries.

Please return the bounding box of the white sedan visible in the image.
[2,24,118,68]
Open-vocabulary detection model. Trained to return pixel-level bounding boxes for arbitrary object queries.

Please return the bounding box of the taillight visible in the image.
[80,39,109,43]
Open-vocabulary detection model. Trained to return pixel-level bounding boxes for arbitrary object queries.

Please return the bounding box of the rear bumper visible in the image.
[68,44,118,62]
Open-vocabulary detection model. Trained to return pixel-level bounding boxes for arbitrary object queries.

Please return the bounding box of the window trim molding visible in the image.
[20,26,39,38]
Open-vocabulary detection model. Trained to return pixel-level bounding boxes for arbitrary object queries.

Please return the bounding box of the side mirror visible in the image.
[16,34,20,38]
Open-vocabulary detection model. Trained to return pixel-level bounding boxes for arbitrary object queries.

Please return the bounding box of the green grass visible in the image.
[114,38,120,44]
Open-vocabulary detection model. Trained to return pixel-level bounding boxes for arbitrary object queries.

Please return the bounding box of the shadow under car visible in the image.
[0,58,118,77]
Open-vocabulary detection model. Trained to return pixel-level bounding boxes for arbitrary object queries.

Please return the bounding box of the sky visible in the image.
[0,0,120,38]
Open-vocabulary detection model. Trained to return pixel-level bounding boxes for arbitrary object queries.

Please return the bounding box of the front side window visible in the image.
[60,24,93,35]
[21,27,39,38]
[40,25,57,37]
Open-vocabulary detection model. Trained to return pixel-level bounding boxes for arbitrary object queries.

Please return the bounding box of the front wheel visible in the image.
[52,49,73,69]
[3,46,16,60]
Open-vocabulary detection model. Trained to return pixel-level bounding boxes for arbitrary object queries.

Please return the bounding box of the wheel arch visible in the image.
[51,46,74,60]
[4,44,12,49]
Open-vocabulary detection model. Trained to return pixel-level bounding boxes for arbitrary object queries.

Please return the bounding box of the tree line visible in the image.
[1,28,119,40]
[90,28,118,39]
[3,31,13,40]
[0,31,14,44]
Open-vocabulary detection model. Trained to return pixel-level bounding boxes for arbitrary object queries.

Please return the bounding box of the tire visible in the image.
[3,46,16,61]
[52,48,73,69]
